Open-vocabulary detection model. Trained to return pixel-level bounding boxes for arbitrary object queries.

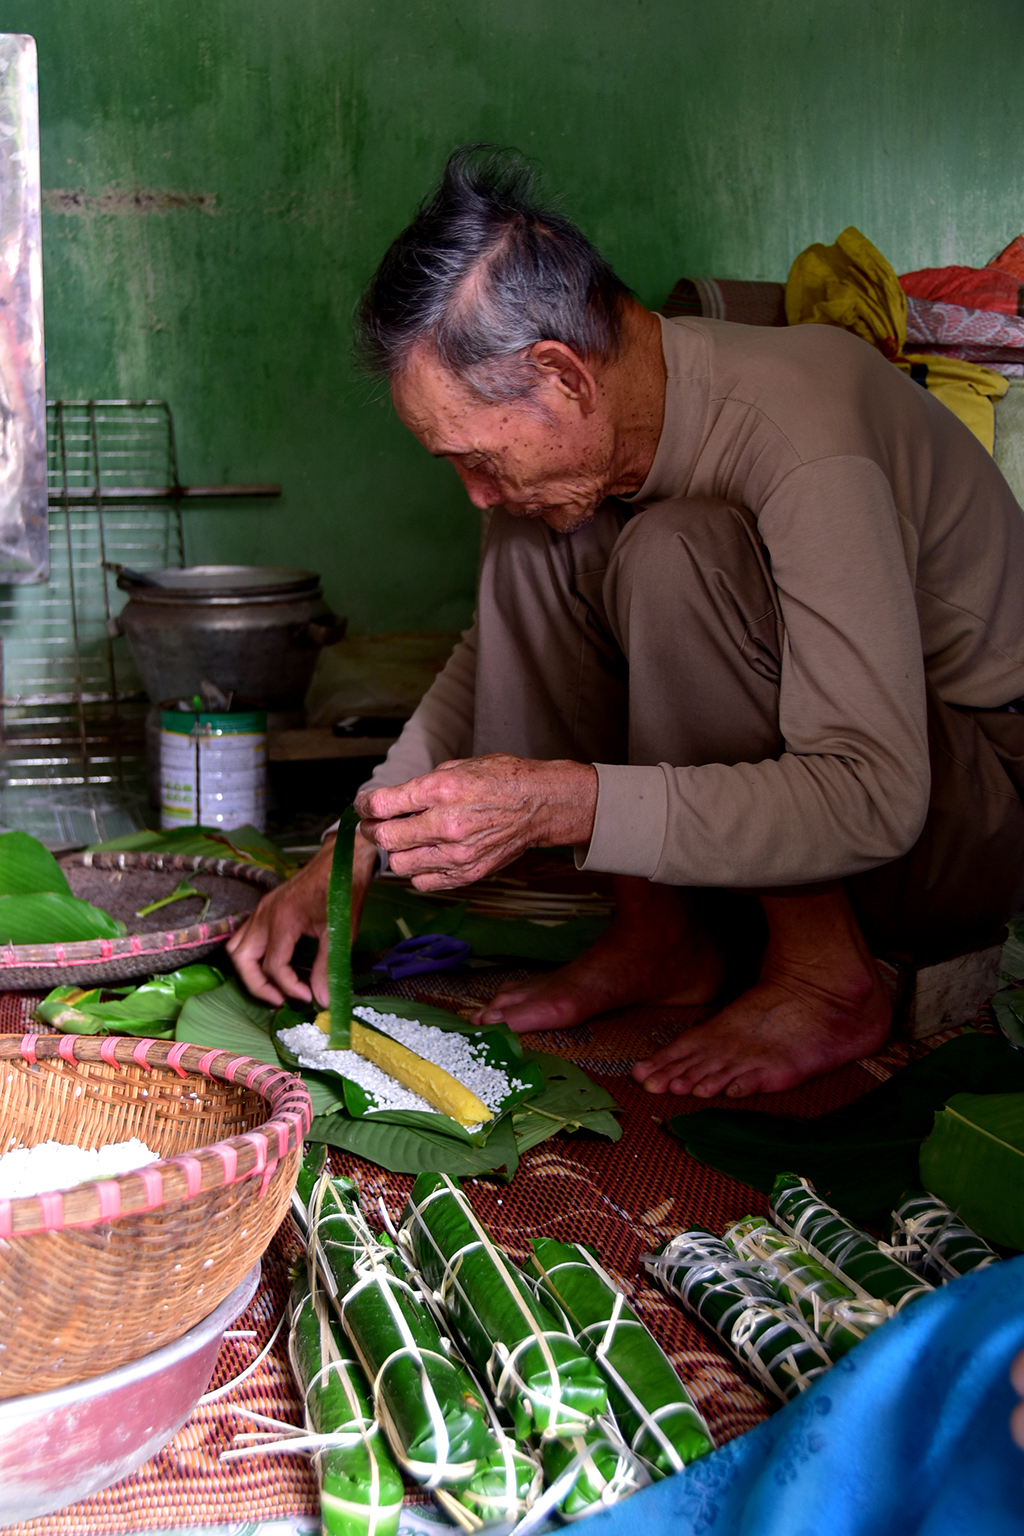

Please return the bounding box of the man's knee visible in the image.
[605,497,781,669]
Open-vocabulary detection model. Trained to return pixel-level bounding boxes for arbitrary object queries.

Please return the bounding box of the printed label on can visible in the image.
[160,727,267,831]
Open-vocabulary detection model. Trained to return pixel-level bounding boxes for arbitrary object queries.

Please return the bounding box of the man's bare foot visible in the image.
[472,876,724,1033]
[632,884,892,1098]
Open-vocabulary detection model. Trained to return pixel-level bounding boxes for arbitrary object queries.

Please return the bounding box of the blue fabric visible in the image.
[585,1255,1024,1535]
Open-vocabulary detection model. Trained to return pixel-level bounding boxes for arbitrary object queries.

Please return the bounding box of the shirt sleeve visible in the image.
[357,622,478,796]
[580,456,932,887]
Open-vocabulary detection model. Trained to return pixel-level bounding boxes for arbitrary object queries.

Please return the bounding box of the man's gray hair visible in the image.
[356,146,632,404]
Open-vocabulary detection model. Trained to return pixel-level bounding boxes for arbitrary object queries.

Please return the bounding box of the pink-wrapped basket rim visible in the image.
[0,1034,312,1239]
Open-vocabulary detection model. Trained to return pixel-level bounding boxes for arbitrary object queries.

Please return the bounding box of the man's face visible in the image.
[390,345,613,533]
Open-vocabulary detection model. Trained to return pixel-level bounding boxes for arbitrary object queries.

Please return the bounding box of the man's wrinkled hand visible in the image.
[225,828,377,1006]
[354,753,598,890]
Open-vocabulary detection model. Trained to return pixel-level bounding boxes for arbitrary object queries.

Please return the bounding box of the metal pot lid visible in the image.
[117,565,321,598]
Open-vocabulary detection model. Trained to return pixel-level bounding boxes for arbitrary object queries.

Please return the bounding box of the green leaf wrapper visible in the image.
[292,1158,499,1488]
[530,1237,713,1474]
[641,1229,833,1404]
[887,1190,1000,1283]
[400,1173,607,1441]
[542,1420,644,1520]
[918,1093,1024,1252]
[770,1173,932,1309]
[287,1273,404,1536]
[723,1216,889,1358]
[327,807,359,1050]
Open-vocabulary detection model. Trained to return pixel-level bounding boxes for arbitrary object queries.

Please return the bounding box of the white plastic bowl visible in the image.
[0,1262,261,1522]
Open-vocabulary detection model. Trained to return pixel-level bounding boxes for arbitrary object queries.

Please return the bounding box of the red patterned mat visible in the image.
[0,977,966,1533]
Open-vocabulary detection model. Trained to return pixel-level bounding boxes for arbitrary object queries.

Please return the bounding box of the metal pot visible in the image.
[116,565,346,711]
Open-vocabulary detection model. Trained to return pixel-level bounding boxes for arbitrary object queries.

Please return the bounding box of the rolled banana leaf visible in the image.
[530,1237,713,1474]
[380,1236,542,1529]
[542,1418,645,1520]
[400,1172,607,1441]
[642,1229,833,1403]
[287,1271,404,1536]
[888,1191,1000,1284]
[327,805,359,1049]
[724,1216,889,1358]
[771,1173,931,1310]
[293,1156,495,1488]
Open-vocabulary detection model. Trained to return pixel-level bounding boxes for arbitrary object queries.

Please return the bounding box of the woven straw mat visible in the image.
[0,970,974,1535]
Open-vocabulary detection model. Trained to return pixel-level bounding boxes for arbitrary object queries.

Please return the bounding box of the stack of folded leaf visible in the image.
[288,1154,714,1529]
[644,1171,1000,1405]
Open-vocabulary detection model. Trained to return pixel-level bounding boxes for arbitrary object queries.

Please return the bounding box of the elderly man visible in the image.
[229,147,1024,1100]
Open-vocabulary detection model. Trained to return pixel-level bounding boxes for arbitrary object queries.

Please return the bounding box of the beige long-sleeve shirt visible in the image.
[363,315,1024,887]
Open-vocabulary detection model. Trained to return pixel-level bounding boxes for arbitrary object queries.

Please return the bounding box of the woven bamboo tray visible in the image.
[0,851,281,989]
[0,1033,311,1399]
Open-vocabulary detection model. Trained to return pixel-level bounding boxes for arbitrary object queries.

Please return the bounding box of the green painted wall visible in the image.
[6,0,1024,631]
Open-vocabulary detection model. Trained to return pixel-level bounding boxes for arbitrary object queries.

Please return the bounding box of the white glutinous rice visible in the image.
[278,1009,531,1122]
[0,1137,160,1200]
[277,1022,435,1113]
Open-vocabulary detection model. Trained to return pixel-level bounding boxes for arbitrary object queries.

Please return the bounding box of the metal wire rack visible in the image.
[0,401,278,845]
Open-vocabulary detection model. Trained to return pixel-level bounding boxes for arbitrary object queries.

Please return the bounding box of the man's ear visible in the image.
[528,341,600,413]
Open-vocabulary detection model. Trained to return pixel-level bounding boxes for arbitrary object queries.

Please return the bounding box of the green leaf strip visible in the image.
[328,807,359,1049]
[888,1191,999,1285]
[641,1230,834,1404]
[770,1174,932,1311]
[530,1238,713,1474]
[400,1172,607,1441]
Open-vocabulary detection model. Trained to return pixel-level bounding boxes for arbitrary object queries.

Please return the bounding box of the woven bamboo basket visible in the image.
[0,1033,312,1399]
[0,851,281,990]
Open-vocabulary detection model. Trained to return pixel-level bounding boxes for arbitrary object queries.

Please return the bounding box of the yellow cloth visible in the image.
[787,226,1007,451]
[786,227,907,358]
[895,354,1007,455]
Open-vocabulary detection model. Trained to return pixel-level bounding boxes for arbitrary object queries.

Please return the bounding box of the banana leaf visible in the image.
[175,983,346,1115]
[530,1237,713,1474]
[400,1172,607,1441]
[322,1002,543,1125]
[327,807,359,1050]
[292,1158,498,1487]
[771,1173,932,1309]
[176,981,619,1178]
[37,966,224,1036]
[0,829,73,896]
[887,1191,999,1283]
[0,890,126,943]
[542,1419,645,1520]
[641,1230,834,1404]
[918,1093,1024,1251]
[287,1271,404,1536]
[723,1216,889,1358]
[668,1032,1024,1224]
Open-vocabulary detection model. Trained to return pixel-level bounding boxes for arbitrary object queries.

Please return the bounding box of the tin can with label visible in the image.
[159,709,267,832]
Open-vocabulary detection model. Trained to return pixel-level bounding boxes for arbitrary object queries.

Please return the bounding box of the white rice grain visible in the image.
[278,1010,530,1122]
[0,1137,159,1200]
[277,1022,435,1113]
